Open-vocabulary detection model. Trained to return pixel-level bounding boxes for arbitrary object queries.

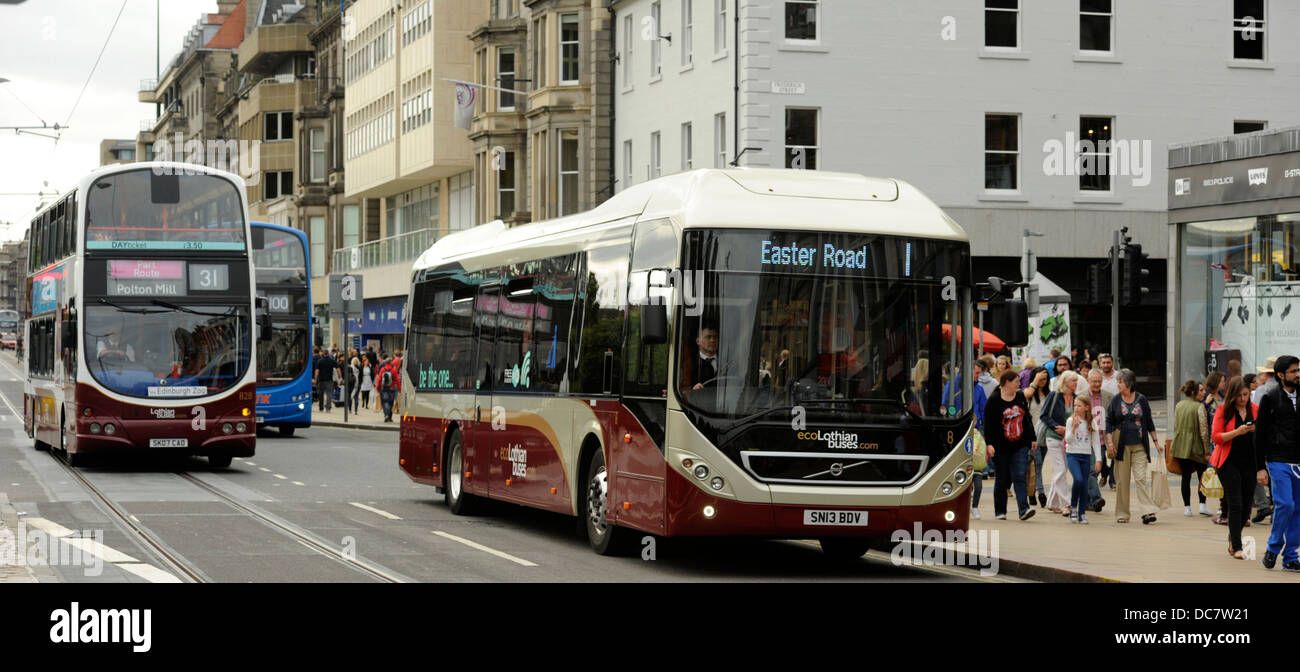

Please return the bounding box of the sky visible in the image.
[0,0,219,242]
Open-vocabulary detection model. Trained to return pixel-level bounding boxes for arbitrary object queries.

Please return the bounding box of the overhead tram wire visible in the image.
[59,0,130,142]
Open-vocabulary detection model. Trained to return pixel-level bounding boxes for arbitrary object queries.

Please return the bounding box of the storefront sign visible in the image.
[1170,152,1300,209]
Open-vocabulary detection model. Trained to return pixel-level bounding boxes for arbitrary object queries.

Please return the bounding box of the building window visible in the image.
[682,0,694,65]
[714,112,726,167]
[650,131,661,179]
[623,14,634,84]
[651,2,662,77]
[265,111,293,141]
[785,0,818,42]
[534,16,547,87]
[1080,0,1113,52]
[498,0,519,19]
[785,108,818,169]
[681,122,693,171]
[715,0,727,54]
[310,128,326,182]
[623,139,633,188]
[1079,116,1113,192]
[310,216,326,277]
[560,14,580,84]
[343,206,360,249]
[1234,0,1265,61]
[264,170,293,199]
[1235,120,1267,134]
[498,48,516,110]
[984,114,1019,190]
[985,0,1018,49]
[559,131,580,215]
[497,150,516,218]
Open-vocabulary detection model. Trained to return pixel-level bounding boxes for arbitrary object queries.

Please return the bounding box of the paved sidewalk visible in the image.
[305,402,398,432]
[0,493,39,583]
[971,457,1300,582]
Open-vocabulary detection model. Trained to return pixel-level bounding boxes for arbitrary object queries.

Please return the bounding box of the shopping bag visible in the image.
[1150,469,1172,509]
[972,432,987,472]
[1200,467,1224,499]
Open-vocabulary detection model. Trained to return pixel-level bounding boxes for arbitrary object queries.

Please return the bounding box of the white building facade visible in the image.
[612,0,1300,392]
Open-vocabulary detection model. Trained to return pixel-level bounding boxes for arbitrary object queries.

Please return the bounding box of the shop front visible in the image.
[345,296,408,356]
[1169,127,1300,412]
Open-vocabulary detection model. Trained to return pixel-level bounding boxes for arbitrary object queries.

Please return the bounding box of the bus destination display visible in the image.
[105,260,231,296]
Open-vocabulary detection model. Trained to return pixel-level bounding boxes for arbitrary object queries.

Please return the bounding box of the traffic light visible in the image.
[1087,262,1106,305]
[1121,243,1150,306]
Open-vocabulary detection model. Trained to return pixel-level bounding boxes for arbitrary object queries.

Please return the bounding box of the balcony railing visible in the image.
[332,229,435,273]
[139,78,157,92]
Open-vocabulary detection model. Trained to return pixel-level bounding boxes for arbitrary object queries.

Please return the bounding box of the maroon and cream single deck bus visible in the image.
[25,163,261,468]
[399,168,976,559]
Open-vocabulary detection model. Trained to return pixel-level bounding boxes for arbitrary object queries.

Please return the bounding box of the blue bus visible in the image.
[251,222,312,436]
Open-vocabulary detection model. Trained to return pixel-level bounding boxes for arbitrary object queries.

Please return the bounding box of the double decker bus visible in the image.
[250,222,312,436]
[399,168,975,558]
[24,163,262,468]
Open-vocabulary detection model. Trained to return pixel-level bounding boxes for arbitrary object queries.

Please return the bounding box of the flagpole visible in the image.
[441,77,530,97]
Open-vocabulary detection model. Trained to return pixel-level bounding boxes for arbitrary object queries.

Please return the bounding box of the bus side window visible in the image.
[573,244,629,396]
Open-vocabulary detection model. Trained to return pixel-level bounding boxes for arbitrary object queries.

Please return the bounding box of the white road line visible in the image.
[22,516,76,538]
[273,474,288,480]
[244,461,256,466]
[64,537,138,564]
[348,502,402,520]
[116,563,182,583]
[432,530,538,567]
[291,481,305,486]
[259,467,272,472]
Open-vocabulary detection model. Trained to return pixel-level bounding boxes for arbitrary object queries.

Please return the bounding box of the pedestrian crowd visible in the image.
[311,344,405,423]
[974,348,1299,571]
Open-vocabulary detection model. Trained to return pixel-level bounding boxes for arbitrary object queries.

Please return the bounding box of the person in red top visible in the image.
[1211,376,1260,559]
[377,355,401,422]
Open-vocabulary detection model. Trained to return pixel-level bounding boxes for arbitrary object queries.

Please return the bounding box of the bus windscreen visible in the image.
[85,169,245,251]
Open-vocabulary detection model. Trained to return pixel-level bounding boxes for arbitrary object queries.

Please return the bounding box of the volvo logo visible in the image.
[829,463,844,477]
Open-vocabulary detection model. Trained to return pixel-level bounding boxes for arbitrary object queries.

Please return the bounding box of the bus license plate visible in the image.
[255,416,265,423]
[149,438,188,448]
[803,510,869,527]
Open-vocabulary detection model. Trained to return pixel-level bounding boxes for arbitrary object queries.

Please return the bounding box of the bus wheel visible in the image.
[279,426,296,437]
[445,431,477,515]
[584,449,634,556]
[209,453,233,469]
[818,538,872,563]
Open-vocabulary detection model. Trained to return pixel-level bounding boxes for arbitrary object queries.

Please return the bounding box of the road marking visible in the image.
[273,474,288,480]
[64,537,138,564]
[23,517,76,538]
[349,502,402,520]
[291,481,305,486]
[244,461,256,466]
[259,467,271,472]
[116,563,182,583]
[432,530,538,567]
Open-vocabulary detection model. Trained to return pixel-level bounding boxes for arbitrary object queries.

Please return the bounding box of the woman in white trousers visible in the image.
[1040,371,1082,513]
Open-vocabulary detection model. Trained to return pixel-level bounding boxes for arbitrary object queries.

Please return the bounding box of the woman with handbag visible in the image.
[1105,369,1164,524]
[1024,366,1050,508]
[1210,376,1259,559]
[1039,370,1082,514]
[1173,379,1213,517]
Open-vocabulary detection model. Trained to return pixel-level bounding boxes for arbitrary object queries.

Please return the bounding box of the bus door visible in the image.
[468,277,501,497]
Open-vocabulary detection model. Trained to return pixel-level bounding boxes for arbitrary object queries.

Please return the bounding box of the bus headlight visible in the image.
[710,477,725,491]
[298,403,305,410]
[941,482,954,496]
[222,423,233,434]
[104,423,116,436]
[236,422,247,433]
[693,465,709,480]
[89,423,101,434]
[954,470,968,485]
[242,408,250,417]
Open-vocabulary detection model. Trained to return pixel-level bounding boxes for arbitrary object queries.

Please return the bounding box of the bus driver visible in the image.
[96,326,136,362]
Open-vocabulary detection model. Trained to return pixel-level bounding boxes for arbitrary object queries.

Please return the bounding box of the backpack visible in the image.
[381,368,394,389]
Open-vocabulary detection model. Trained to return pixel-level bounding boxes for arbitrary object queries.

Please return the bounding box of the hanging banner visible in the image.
[453,82,477,130]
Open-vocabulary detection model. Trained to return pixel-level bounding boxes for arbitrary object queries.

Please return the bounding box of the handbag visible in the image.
[1200,467,1224,499]
[1165,439,1181,475]
[972,432,988,472]
[1151,469,1172,509]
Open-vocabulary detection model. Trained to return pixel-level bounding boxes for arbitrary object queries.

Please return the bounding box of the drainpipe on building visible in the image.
[732,0,738,166]
[608,2,617,199]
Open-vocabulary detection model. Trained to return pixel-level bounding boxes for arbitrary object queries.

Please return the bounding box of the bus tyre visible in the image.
[584,449,635,556]
[819,538,872,563]
[445,431,478,515]
[209,453,233,469]
[279,426,296,437]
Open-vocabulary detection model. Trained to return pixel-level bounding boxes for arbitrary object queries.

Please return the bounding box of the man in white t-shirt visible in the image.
[1097,353,1120,397]
[96,327,136,362]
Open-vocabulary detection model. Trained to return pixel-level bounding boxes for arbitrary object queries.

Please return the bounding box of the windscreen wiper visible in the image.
[150,299,236,318]
[96,298,165,314]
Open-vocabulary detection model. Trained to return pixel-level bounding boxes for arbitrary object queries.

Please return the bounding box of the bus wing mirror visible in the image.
[642,303,668,345]
[61,320,74,346]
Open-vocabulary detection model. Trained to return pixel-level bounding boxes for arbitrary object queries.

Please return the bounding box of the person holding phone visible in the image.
[1211,376,1259,559]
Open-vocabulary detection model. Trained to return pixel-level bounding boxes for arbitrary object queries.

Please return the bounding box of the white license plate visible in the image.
[149,438,188,448]
[803,510,869,527]
[255,416,265,423]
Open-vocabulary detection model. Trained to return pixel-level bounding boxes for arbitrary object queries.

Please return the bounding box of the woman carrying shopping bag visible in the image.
[1040,370,1082,514]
